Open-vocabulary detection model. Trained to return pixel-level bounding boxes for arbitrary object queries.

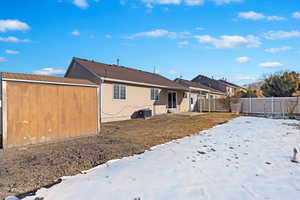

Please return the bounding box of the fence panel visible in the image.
[199,98,230,112]
[238,97,300,116]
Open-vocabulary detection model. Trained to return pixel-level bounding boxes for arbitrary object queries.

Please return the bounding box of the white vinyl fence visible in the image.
[236,97,300,116]
[199,97,300,118]
[199,98,230,112]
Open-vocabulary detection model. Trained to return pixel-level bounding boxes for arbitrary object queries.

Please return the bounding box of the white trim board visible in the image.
[2,78,98,88]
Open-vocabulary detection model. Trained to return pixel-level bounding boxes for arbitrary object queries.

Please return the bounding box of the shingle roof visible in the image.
[192,75,227,92]
[74,57,187,90]
[2,72,97,86]
[175,78,225,94]
[218,79,245,89]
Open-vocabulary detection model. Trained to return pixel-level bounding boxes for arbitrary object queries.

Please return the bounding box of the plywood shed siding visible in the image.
[4,81,98,148]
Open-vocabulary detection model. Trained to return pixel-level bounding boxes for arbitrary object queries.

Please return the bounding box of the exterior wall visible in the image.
[101,82,188,122]
[178,91,189,112]
[3,81,99,148]
[66,62,101,84]
[64,62,189,122]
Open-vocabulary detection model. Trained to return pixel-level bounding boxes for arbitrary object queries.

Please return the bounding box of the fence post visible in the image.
[214,98,216,112]
[208,97,211,112]
[272,96,274,115]
[249,97,252,114]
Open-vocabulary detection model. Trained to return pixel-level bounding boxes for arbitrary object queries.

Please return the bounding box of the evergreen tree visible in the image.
[261,71,298,97]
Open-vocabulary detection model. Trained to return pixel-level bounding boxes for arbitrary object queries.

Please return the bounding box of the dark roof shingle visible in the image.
[175,78,225,94]
[218,79,245,89]
[74,58,187,90]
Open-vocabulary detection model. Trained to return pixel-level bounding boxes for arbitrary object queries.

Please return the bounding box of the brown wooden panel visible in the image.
[5,82,98,148]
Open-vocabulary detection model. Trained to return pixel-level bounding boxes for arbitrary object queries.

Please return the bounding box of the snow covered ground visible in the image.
[22,117,300,200]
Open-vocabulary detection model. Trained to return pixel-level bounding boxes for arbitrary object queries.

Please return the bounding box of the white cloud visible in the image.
[71,30,80,36]
[33,68,65,75]
[211,0,242,5]
[0,19,30,32]
[292,12,300,19]
[238,11,265,20]
[125,29,190,39]
[0,36,30,43]
[0,57,7,63]
[264,30,300,40]
[264,46,292,54]
[140,0,240,7]
[238,11,286,21]
[235,56,250,63]
[259,62,283,68]
[266,16,286,21]
[73,0,89,9]
[178,40,189,47]
[230,74,255,82]
[195,34,261,48]
[5,49,20,54]
[195,27,205,31]
[185,0,204,6]
[105,34,112,38]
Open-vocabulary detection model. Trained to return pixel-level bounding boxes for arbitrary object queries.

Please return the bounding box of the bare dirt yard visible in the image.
[0,113,237,199]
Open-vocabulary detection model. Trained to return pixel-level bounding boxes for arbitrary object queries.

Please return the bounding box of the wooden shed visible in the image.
[1,72,100,149]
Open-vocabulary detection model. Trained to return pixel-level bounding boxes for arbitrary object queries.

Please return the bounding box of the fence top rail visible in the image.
[237,97,299,100]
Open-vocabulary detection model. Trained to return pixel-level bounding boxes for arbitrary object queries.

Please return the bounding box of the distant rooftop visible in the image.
[174,78,225,94]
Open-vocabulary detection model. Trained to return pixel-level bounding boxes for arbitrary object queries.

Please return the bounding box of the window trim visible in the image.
[113,84,127,100]
[150,88,160,101]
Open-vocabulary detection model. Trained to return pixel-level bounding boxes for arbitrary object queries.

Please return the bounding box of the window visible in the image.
[113,84,126,100]
[151,88,160,101]
[190,97,193,104]
[298,83,300,91]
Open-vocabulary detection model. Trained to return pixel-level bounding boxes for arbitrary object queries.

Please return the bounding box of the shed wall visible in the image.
[4,81,98,148]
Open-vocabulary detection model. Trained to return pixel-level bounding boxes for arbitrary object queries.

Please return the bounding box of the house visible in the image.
[65,57,189,122]
[192,74,246,97]
[218,79,247,97]
[174,78,226,111]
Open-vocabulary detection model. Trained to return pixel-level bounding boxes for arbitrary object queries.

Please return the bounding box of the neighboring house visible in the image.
[175,78,226,112]
[218,79,247,97]
[192,75,227,93]
[191,74,246,97]
[65,57,189,122]
[244,81,264,97]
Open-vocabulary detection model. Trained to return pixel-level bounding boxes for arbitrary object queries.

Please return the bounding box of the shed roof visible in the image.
[2,72,97,86]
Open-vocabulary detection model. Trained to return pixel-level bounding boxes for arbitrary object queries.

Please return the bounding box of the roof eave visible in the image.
[102,77,187,90]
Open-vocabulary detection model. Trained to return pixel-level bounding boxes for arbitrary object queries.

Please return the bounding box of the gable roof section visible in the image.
[2,72,97,87]
[72,57,187,90]
[192,74,227,92]
[175,78,225,94]
[218,79,246,90]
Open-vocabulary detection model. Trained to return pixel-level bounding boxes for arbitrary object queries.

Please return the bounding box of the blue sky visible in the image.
[0,0,300,85]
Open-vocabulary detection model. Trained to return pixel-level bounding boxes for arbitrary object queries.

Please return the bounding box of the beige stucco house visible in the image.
[65,58,189,122]
[218,79,247,97]
[175,78,226,112]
